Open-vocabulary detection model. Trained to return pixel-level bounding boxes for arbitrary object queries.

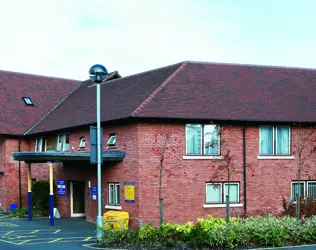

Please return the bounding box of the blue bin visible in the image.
[9,204,17,211]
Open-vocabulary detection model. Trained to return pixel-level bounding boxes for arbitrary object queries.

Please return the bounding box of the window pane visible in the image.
[186,124,202,154]
[115,184,120,204]
[109,184,114,205]
[57,135,63,151]
[292,183,304,201]
[260,126,274,155]
[308,183,316,199]
[36,138,42,152]
[276,126,290,155]
[206,184,222,203]
[224,183,239,202]
[107,135,116,146]
[41,138,46,152]
[204,125,220,155]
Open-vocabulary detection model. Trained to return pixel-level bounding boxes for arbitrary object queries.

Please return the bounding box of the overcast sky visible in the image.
[0,0,315,80]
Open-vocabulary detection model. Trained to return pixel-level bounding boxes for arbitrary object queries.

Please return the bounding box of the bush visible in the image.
[10,208,28,218]
[32,180,50,215]
[283,196,316,218]
[101,215,316,249]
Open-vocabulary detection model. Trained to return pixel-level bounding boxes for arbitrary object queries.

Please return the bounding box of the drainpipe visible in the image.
[243,125,247,214]
[18,138,22,208]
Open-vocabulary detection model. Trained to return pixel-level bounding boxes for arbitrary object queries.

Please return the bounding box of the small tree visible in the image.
[151,133,183,226]
[292,124,316,219]
[208,125,254,223]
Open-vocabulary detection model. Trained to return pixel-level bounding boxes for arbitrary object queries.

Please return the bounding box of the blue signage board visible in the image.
[91,186,98,195]
[57,180,66,196]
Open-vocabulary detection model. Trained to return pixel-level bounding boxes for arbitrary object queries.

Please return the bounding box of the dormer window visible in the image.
[22,97,34,106]
[107,134,116,148]
[79,137,86,148]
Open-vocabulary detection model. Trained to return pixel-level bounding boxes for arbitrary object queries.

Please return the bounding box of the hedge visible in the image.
[101,215,316,249]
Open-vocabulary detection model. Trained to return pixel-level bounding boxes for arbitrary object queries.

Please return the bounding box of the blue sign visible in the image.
[91,186,98,195]
[57,180,66,196]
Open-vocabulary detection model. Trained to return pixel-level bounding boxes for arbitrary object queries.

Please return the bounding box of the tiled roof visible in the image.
[27,61,316,134]
[135,62,316,123]
[0,70,80,135]
[28,63,183,134]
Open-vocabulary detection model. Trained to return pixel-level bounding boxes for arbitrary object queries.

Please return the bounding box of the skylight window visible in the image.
[22,97,34,106]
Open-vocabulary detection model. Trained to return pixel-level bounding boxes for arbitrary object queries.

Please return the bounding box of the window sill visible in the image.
[257,155,295,160]
[183,155,223,160]
[106,146,117,149]
[203,203,243,208]
[104,205,122,210]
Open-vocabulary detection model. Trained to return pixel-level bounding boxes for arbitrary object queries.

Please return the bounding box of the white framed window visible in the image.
[291,181,316,201]
[206,182,239,204]
[22,97,34,106]
[224,183,240,203]
[259,126,290,156]
[186,124,220,155]
[35,137,46,152]
[307,181,316,199]
[107,134,116,148]
[109,183,120,205]
[79,137,86,148]
[57,133,69,151]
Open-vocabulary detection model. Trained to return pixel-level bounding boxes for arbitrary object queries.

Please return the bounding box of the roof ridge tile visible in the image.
[187,60,316,71]
[131,62,188,117]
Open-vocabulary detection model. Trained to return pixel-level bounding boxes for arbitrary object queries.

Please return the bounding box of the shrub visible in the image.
[10,208,28,218]
[282,196,316,218]
[32,180,50,215]
[101,215,316,249]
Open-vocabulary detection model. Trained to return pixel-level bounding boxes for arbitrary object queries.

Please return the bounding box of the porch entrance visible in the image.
[70,181,86,217]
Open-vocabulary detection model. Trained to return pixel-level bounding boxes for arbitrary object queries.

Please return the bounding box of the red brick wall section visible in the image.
[3,122,316,227]
[137,123,245,225]
[137,123,316,225]
[28,124,140,225]
[0,137,6,209]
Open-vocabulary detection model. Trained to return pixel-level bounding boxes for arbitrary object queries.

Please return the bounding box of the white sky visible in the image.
[1,0,315,80]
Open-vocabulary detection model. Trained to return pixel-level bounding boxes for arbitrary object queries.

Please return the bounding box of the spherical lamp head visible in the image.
[89,64,108,83]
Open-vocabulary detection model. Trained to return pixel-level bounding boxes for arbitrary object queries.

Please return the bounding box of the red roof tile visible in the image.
[0,70,80,135]
[27,61,316,134]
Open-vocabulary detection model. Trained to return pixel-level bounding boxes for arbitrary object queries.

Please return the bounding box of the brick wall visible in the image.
[3,121,316,227]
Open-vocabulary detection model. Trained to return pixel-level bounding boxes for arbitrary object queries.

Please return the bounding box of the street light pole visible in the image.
[89,64,108,242]
[96,81,103,241]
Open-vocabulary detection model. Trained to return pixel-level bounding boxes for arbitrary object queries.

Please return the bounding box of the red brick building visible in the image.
[1,62,316,225]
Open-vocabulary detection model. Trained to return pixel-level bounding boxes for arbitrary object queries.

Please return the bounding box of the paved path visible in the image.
[0,216,97,250]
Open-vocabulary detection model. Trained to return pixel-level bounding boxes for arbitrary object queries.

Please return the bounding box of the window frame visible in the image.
[223,182,240,203]
[259,125,291,156]
[206,182,240,204]
[35,137,46,152]
[22,97,34,106]
[307,181,316,200]
[291,181,306,201]
[57,133,70,152]
[79,137,86,148]
[186,124,220,156]
[291,181,316,201]
[108,182,120,206]
[107,134,117,148]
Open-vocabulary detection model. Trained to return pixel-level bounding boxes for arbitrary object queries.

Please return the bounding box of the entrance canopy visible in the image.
[12,150,125,163]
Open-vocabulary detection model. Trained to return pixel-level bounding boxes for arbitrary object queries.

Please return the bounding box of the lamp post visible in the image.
[89,64,108,242]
